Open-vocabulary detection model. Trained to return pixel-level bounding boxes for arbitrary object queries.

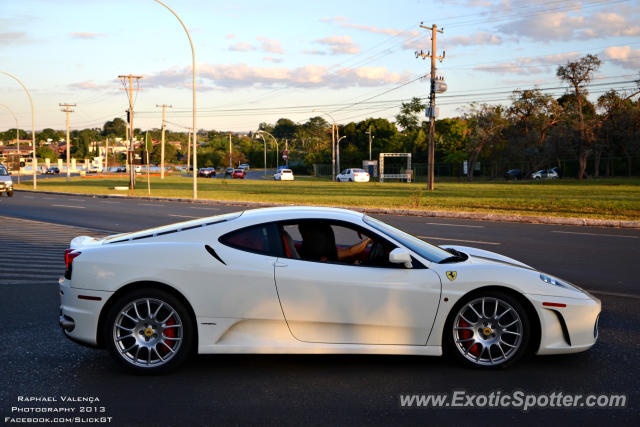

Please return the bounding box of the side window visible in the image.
[279,220,403,268]
[219,224,280,256]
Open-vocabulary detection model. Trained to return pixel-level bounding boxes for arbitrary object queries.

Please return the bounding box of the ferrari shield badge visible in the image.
[446,271,457,281]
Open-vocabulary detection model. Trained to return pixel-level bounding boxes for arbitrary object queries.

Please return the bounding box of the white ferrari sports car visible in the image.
[59,207,600,373]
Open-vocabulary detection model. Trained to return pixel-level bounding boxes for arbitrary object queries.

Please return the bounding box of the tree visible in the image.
[463,104,507,181]
[36,145,57,160]
[556,54,601,178]
[395,97,426,132]
[508,89,562,171]
[102,118,127,139]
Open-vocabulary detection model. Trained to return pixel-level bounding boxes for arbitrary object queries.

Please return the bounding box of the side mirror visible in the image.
[389,248,413,269]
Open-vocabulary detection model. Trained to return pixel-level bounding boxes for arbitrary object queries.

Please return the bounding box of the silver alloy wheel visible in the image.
[112,298,183,368]
[452,297,523,366]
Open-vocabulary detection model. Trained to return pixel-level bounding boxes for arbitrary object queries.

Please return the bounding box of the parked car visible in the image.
[224,167,234,177]
[531,167,559,180]
[0,164,13,197]
[336,168,370,182]
[134,165,142,174]
[59,206,601,373]
[274,168,294,181]
[45,167,60,175]
[232,168,245,179]
[504,169,522,180]
[239,163,250,170]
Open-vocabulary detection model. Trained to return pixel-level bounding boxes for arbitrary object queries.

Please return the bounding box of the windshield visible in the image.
[0,166,8,176]
[363,215,453,263]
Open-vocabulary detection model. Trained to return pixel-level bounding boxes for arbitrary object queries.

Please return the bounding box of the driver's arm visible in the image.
[337,237,372,261]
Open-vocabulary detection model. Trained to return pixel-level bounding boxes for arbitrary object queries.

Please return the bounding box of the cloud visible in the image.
[0,31,30,44]
[602,45,640,69]
[445,31,502,47]
[264,56,283,63]
[314,35,360,55]
[67,81,112,90]
[302,49,327,55]
[69,32,105,39]
[323,16,422,51]
[498,11,640,41]
[257,36,284,54]
[475,52,582,74]
[145,63,412,89]
[229,42,255,52]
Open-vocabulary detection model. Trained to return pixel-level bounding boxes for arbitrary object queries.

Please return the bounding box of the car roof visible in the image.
[239,206,363,222]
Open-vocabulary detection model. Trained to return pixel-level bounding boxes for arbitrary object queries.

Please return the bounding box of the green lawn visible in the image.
[15,175,640,221]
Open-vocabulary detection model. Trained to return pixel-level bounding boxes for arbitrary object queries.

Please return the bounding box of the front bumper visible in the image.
[58,277,113,346]
[528,293,601,355]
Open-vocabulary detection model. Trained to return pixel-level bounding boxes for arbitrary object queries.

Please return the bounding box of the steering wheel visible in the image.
[366,241,385,265]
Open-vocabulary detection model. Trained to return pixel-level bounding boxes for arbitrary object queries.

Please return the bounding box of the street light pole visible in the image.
[154,0,197,199]
[255,130,278,177]
[1,70,36,189]
[0,104,20,184]
[336,135,346,174]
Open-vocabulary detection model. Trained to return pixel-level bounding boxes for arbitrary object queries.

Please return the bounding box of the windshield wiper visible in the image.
[439,248,469,264]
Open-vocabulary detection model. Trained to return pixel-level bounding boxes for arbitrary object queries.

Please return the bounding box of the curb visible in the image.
[14,189,640,229]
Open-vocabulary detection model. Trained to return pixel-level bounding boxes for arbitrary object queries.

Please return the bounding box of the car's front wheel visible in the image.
[7,190,13,197]
[445,291,530,368]
[104,288,194,374]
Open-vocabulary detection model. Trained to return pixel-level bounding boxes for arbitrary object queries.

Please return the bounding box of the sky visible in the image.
[1,0,639,133]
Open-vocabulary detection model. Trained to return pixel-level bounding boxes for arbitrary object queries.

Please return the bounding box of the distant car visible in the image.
[224,167,234,177]
[232,169,245,179]
[45,167,60,175]
[198,167,216,178]
[239,164,250,170]
[116,166,127,173]
[134,165,142,174]
[274,169,294,181]
[504,169,522,180]
[531,168,559,180]
[336,168,370,182]
[0,164,13,197]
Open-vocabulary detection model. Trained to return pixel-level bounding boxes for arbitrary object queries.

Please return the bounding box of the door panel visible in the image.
[274,258,442,345]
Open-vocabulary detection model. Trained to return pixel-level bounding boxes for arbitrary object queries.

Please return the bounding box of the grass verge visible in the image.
[14,175,640,221]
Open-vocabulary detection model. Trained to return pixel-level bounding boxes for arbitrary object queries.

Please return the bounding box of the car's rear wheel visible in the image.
[445,291,530,368]
[104,288,194,374]
[7,190,13,197]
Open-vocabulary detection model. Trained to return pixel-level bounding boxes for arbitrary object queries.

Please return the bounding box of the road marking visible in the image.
[140,203,165,207]
[187,206,219,210]
[588,290,640,300]
[418,236,501,246]
[425,222,484,228]
[552,231,638,239]
[168,214,201,219]
[51,204,86,209]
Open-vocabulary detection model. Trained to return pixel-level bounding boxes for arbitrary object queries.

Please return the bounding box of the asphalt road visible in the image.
[0,192,638,425]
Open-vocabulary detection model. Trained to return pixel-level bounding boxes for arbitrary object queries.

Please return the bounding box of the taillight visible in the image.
[64,249,81,279]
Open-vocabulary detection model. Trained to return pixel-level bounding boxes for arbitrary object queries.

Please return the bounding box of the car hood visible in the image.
[440,245,533,270]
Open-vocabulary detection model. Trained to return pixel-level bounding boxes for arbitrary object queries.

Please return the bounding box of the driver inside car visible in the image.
[297,221,372,263]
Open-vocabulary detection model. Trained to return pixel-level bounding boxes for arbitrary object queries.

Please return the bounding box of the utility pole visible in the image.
[229,133,232,168]
[365,126,374,161]
[118,74,143,193]
[59,103,76,183]
[285,138,288,167]
[156,104,172,179]
[105,138,108,172]
[416,23,445,191]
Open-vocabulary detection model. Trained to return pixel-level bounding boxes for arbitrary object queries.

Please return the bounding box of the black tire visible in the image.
[444,290,530,369]
[7,190,13,197]
[349,178,353,182]
[103,288,195,374]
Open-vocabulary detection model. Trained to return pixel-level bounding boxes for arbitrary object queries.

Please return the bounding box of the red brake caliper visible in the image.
[162,317,176,355]
[458,318,480,356]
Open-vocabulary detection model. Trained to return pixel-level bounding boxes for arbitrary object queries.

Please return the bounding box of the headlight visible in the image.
[540,273,582,293]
